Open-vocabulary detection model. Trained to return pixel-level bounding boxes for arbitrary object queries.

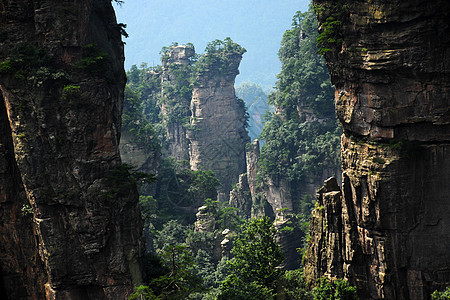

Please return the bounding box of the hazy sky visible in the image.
[114,0,310,90]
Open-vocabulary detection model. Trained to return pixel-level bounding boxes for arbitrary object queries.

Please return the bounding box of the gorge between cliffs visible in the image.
[0,0,449,299]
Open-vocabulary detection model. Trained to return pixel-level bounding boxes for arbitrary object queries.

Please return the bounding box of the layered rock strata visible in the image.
[188,52,248,201]
[306,0,450,299]
[0,1,143,298]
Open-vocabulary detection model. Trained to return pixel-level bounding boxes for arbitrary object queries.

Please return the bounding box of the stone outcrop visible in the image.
[245,139,272,218]
[0,1,143,298]
[120,130,159,174]
[188,52,249,201]
[306,0,450,299]
[303,177,343,282]
[230,139,304,269]
[229,173,252,218]
[160,45,194,162]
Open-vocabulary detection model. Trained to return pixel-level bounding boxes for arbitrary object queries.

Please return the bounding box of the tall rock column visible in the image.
[188,51,249,201]
[160,45,194,163]
[306,0,450,299]
[0,0,143,298]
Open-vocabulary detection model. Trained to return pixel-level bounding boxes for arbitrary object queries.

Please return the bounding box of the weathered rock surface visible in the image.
[306,0,450,299]
[120,131,159,174]
[229,173,252,218]
[188,52,249,201]
[229,139,274,218]
[160,45,194,162]
[0,1,143,298]
[304,177,343,282]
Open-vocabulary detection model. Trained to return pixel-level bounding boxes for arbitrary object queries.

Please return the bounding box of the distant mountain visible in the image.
[114,0,309,90]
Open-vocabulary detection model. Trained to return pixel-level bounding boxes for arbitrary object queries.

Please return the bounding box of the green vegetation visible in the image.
[134,207,359,299]
[160,45,195,126]
[74,43,109,74]
[313,277,358,300]
[0,44,51,75]
[153,158,220,224]
[0,43,67,87]
[204,37,246,55]
[122,63,163,155]
[258,4,341,217]
[432,287,450,300]
[313,1,348,55]
[218,217,283,299]
[195,37,246,74]
[271,5,335,118]
[123,23,352,299]
[123,38,246,151]
[61,85,81,100]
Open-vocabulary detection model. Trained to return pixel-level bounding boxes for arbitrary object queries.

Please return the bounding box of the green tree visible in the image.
[218,217,283,299]
[122,64,163,153]
[152,244,204,299]
[313,277,358,300]
[195,38,246,74]
[154,220,188,252]
[280,269,314,300]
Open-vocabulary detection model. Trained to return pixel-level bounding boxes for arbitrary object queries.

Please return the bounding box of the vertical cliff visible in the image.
[188,46,249,201]
[0,1,143,298]
[160,45,194,163]
[306,0,450,299]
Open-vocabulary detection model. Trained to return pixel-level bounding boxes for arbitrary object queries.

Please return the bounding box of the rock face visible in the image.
[0,1,143,299]
[303,177,344,282]
[229,173,252,218]
[188,52,249,201]
[160,45,194,162]
[306,0,450,299]
[120,131,159,174]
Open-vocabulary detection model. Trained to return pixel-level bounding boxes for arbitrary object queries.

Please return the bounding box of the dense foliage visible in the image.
[259,4,341,190]
[123,63,166,149]
[195,37,246,74]
[218,217,283,299]
[313,277,358,300]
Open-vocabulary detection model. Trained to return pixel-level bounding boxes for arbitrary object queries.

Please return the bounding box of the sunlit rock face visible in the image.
[0,0,143,298]
[306,0,450,299]
[188,52,249,201]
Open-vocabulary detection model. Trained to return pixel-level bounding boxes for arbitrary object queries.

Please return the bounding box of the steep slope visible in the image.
[0,1,143,298]
[305,0,450,299]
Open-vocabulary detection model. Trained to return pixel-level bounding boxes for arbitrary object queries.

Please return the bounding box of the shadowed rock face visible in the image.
[0,1,143,299]
[306,0,450,299]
